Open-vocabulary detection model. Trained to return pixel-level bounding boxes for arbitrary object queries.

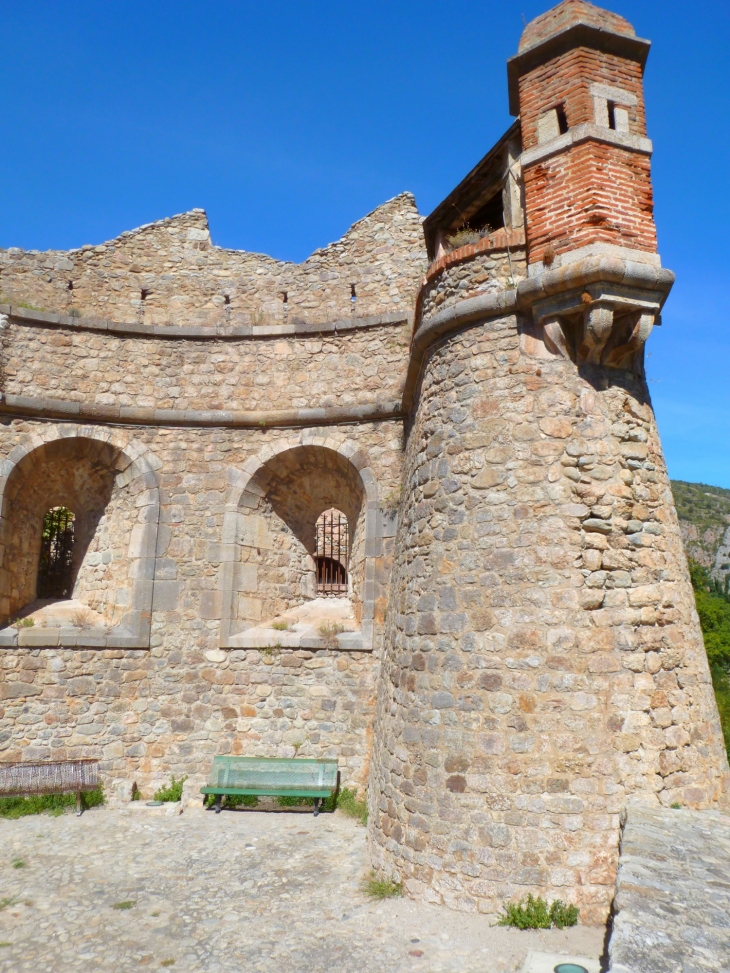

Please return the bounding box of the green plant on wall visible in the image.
[689,559,730,756]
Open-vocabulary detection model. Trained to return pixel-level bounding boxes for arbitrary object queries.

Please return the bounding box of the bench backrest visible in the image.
[207,756,338,790]
[0,759,100,796]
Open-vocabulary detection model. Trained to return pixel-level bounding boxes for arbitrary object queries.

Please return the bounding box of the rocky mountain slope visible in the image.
[671,480,730,578]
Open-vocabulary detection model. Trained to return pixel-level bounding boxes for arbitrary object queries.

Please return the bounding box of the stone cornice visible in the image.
[0,305,408,340]
[507,22,651,115]
[520,124,653,169]
[517,254,675,313]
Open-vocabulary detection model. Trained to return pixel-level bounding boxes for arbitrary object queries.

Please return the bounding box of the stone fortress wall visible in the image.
[0,0,727,928]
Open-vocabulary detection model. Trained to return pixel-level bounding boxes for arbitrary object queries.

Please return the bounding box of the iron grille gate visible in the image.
[37,507,75,599]
[315,509,349,596]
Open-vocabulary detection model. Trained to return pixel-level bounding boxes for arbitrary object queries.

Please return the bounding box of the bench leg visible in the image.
[76,790,82,817]
[313,798,320,817]
[215,795,222,814]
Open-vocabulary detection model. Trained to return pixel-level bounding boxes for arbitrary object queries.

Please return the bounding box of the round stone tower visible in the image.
[368,0,730,923]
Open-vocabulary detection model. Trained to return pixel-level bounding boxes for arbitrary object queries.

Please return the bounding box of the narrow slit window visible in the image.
[350,284,357,302]
[37,506,75,599]
[607,101,617,130]
[556,104,569,135]
[315,508,349,596]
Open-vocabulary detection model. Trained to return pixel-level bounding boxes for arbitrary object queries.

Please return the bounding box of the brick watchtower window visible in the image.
[315,508,349,596]
[37,506,75,599]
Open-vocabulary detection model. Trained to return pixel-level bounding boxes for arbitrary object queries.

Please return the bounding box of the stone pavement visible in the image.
[609,805,730,973]
[0,805,604,973]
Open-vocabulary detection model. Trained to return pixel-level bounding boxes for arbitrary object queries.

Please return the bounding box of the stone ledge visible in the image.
[0,625,148,649]
[520,123,653,169]
[0,393,403,429]
[608,805,730,973]
[1,305,408,340]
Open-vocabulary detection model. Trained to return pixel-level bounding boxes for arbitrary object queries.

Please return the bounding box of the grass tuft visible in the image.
[0,785,104,819]
[112,900,136,910]
[0,897,18,912]
[153,776,187,803]
[161,960,176,967]
[11,859,24,869]
[497,894,579,929]
[271,621,289,631]
[361,871,402,900]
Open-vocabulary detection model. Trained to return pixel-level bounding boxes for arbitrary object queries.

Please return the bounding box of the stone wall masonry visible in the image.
[1,315,411,419]
[368,307,729,924]
[0,417,404,796]
[419,242,527,323]
[0,194,427,329]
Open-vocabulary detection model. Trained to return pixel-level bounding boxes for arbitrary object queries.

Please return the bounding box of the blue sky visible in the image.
[1,1,728,486]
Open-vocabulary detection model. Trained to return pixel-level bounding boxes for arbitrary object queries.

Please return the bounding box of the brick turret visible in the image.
[508,0,656,268]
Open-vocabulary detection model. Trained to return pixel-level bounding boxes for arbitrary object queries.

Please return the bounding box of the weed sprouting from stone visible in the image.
[497,894,579,929]
[361,871,402,900]
[152,776,187,803]
[112,900,136,910]
[671,802,682,809]
[0,897,18,912]
[271,621,289,631]
[334,787,368,825]
[161,960,176,967]
[11,858,24,869]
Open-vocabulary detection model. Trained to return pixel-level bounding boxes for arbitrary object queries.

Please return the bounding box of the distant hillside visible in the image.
[671,480,730,573]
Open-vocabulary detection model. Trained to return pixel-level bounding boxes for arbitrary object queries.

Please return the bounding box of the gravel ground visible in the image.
[0,805,605,973]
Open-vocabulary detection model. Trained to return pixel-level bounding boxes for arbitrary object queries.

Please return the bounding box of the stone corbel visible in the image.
[542,315,572,359]
[577,300,614,364]
[529,277,663,372]
[602,311,655,369]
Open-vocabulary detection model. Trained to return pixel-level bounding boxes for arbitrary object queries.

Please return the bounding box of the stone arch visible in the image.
[218,433,382,650]
[0,424,161,648]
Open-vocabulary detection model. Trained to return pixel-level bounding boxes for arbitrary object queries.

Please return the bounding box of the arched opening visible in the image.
[37,506,76,599]
[315,508,349,595]
[221,442,380,648]
[0,433,160,645]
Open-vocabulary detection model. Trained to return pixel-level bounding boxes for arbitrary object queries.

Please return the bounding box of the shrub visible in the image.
[497,894,579,929]
[0,785,104,819]
[153,775,187,803]
[444,225,493,252]
[271,621,289,631]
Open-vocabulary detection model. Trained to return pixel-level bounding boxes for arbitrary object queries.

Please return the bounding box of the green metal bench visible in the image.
[200,756,339,817]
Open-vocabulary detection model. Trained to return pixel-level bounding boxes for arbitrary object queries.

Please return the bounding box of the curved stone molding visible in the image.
[0,393,403,430]
[1,304,408,340]
[0,424,161,649]
[218,432,385,650]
